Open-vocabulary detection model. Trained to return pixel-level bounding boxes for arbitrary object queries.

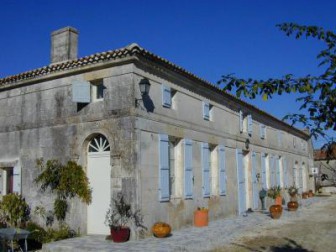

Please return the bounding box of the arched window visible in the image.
[88,134,110,152]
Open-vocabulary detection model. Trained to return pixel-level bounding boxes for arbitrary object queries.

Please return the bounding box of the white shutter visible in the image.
[72,80,91,103]
[260,124,266,139]
[239,110,244,133]
[13,163,21,194]
[203,101,210,120]
[283,158,288,187]
[247,114,253,135]
[159,134,170,201]
[184,139,193,199]
[276,156,281,187]
[218,145,227,196]
[162,85,171,108]
[201,143,210,197]
[270,155,276,187]
[261,153,267,189]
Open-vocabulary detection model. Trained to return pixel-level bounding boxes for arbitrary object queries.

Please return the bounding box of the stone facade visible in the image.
[0,27,314,237]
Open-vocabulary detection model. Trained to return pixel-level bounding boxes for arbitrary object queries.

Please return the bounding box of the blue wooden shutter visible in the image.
[162,85,171,108]
[293,165,297,187]
[261,153,267,189]
[270,155,276,187]
[159,134,170,201]
[239,110,244,133]
[72,80,91,103]
[236,149,246,214]
[247,114,253,135]
[203,101,210,120]
[218,145,227,196]
[201,143,211,197]
[276,156,281,187]
[13,163,21,194]
[251,152,258,209]
[184,139,193,199]
[283,158,288,187]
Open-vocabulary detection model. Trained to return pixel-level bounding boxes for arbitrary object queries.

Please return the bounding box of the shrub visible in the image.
[0,193,30,227]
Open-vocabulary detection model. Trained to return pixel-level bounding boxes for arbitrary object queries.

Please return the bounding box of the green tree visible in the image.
[218,23,336,150]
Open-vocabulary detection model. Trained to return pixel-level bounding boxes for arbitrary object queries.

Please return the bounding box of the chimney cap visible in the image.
[51,26,79,36]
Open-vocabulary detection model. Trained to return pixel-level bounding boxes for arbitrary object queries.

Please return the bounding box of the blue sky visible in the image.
[1,0,335,147]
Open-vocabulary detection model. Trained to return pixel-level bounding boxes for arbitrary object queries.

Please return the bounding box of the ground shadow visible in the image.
[230,237,313,252]
[269,238,313,252]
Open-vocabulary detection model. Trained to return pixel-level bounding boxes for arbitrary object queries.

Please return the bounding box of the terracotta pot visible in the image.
[152,222,171,238]
[194,209,209,227]
[308,191,314,197]
[110,226,130,243]
[275,196,282,205]
[287,201,299,211]
[302,192,308,199]
[269,204,283,219]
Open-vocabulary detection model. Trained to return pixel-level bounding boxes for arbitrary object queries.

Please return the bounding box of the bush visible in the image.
[25,221,48,244]
[0,193,30,227]
[25,221,77,244]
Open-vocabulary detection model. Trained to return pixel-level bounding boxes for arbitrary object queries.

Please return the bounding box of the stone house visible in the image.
[0,27,314,236]
[314,145,336,188]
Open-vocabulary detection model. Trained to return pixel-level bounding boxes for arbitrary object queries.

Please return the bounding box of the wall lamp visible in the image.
[135,78,151,107]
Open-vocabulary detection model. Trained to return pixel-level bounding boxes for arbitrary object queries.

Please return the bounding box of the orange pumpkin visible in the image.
[152,222,171,238]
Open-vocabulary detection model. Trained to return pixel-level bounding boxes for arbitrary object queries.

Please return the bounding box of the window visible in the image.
[203,101,213,121]
[201,143,211,197]
[239,111,252,135]
[247,114,253,135]
[72,79,105,103]
[283,157,289,187]
[159,134,170,201]
[162,85,172,108]
[1,165,21,195]
[269,155,276,187]
[91,79,105,102]
[239,110,244,133]
[159,135,182,201]
[260,124,266,139]
[261,153,268,189]
[218,145,227,196]
[184,139,193,199]
[276,156,282,187]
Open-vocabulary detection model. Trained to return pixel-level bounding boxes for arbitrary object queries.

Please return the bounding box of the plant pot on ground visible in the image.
[267,186,283,219]
[287,185,299,211]
[105,193,146,243]
[194,207,209,227]
[287,201,299,211]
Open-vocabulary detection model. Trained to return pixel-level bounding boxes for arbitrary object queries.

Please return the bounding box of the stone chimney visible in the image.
[51,27,78,64]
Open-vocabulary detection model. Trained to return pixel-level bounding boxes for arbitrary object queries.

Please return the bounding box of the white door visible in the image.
[87,135,111,235]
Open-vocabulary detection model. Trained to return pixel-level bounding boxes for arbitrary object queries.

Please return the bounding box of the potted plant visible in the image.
[287,185,299,211]
[105,193,145,243]
[287,185,299,198]
[267,186,283,219]
[194,207,209,227]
